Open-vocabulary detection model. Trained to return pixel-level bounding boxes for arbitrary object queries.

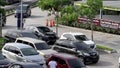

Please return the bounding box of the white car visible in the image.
[15,37,58,60]
[60,32,96,49]
[2,43,46,68]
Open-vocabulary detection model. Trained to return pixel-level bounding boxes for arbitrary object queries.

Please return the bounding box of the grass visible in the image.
[96,45,113,51]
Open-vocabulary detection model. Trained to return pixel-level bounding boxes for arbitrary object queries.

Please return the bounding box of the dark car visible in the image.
[15,4,31,18]
[52,39,99,64]
[0,52,12,68]
[3,29,39,43]
[8,62,43,68]
[47,53,86,68]
[25,25,58,44]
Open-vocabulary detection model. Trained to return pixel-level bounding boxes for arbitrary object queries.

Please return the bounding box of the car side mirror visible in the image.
[72,48,77,52]
[18,53,22,57]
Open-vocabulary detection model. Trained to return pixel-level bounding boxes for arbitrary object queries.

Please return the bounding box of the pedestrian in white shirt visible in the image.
[48,59,57,68]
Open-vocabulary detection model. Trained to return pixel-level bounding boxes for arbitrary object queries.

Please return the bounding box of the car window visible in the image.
[34,43,50,50]
[20,48,38,56]
[0,53,5,60]
[37,27,51,33]
[17,5,28,10]
[4,45,10,51]
[75,35,89,41]
[20,32,38,39]
[68,58,85,68]
[63,34,74,40]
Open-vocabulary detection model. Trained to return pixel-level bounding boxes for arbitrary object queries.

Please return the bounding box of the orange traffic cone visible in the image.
[46,19,48,26]
[50,20,52,27]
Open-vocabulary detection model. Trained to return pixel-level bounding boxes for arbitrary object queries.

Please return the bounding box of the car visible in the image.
[14,4,31,18]
[0,51,12,68]
[25,25,58,44]
[47,53,86,68]
[15,37,58,60]
[2,43,46,68]
[60,32,96,49]
[52,39,99,64]
[3,29,39,43]
[8,62,43,68]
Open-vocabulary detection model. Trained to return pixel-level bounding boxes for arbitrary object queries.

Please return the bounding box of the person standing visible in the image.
[48,59,57,68]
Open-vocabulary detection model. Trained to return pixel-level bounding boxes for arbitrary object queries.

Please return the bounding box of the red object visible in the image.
[47,53,86,68]
[50,20,53,27]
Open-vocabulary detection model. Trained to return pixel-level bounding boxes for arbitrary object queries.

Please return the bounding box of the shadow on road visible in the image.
[88,60,114,67]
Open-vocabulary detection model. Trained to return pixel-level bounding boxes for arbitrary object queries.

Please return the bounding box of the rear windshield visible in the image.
[35,43,50,50]
[68,58,85,68]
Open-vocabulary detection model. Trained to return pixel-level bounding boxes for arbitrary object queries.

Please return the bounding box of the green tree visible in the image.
[78,0,103,41]
[60,5,78,26]
[37,0,73,35]
[0,0,6,37]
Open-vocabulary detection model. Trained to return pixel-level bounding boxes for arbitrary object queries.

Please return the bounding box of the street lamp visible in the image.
[20,0,23,30]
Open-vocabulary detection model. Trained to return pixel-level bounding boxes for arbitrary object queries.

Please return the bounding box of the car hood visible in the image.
[83,40,94,45]
[24,55,44,62]
[38,49,58,55]
[0,59,10,65]
[45,32,56,36]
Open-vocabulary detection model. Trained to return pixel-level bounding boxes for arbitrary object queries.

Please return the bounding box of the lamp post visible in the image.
[20,0,23,30]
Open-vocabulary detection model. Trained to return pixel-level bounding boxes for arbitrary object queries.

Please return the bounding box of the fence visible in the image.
[78,17,120,30]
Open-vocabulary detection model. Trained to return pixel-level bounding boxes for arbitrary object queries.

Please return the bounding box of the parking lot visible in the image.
[2,7,120,68]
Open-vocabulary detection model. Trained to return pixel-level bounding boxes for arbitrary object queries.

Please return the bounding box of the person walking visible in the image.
[48,59,57,68]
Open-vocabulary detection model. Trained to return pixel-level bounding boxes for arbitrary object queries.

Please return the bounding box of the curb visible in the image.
[96,48,117,54]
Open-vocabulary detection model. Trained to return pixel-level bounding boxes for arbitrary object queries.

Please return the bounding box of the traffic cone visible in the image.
[50,20,52,27]
[46,19,48,26]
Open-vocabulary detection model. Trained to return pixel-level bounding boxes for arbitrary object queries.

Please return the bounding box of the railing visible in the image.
[78,17,120,30]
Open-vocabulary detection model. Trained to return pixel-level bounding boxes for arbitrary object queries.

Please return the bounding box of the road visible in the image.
[2,7,120,68]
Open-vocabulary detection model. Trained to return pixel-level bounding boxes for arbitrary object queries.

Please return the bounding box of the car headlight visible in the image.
[83,53,90,56]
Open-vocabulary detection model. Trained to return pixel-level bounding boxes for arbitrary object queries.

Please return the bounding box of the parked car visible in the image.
[2,43,46,68]
[14,4,31,18]
[8,62,43,68]
[60,32,96,49]
[3,29,39,43]
[52,39,99,64]
[15,37,58,59]
[47,53,86,68]
[25,25,58,44]
[0,52,12,68]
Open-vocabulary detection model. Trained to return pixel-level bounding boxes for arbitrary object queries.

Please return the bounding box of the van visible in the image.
[15,37,58,59]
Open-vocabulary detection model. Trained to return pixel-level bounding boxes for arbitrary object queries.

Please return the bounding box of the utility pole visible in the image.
[0,13,2,37]
[20,0,23,30]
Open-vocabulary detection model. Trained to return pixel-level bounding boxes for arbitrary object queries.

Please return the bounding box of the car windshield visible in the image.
[68,58,85,68]
[35,43,50,50]
[20,32,38,39]
[0,53,5,60]
[21,48,39,56]
[37,27,51,33]
[75,35,89,41]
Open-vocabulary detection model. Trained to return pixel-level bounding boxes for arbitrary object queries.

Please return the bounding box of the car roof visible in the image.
[5,43,32,49]
[52,53,77,59]
[18,4,29,7]
[16,37,45,43]
[62,32,84,35]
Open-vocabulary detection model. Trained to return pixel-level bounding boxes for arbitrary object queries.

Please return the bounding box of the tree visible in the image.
[60,5,78,26]
[78,0,103,41]
[37,0,73,35]
[0,0,6,37]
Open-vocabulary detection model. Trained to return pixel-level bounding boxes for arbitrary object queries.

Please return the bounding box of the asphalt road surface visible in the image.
[2,7,120,68]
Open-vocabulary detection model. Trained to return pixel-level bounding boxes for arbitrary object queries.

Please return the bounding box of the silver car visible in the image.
[2,43,46,68]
